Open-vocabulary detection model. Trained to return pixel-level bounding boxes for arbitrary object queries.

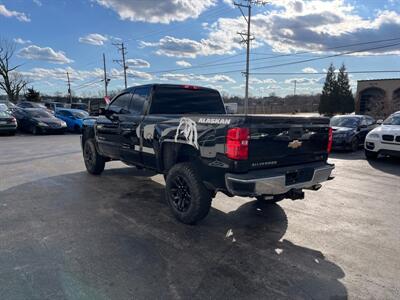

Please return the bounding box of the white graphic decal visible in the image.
[175,117,199,149]
[143,124,155,140]
[198,118,231,125]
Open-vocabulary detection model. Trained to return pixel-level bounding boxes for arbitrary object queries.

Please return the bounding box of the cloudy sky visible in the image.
[1,0,400,97]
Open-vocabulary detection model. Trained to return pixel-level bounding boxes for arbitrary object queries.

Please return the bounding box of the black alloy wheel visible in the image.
[83,139,106,175]
[165,162,212,224]
[169,175,192,212]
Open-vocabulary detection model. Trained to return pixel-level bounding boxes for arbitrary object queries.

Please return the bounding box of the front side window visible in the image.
[109,93,132,114]
[130,87,150,115]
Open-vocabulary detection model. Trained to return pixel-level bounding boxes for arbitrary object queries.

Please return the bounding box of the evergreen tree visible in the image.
[25,87,41,102]
[319,64,337,115]
[337,63,355,113]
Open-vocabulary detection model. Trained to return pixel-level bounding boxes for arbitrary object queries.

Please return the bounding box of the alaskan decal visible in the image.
[175,117,199,149]
[198,118,231,125]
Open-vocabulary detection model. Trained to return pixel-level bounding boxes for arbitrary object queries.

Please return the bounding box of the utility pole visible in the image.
[103,53,109,97]
[66,71,72,104]
[113,42,128,89]
[235,1,267,115]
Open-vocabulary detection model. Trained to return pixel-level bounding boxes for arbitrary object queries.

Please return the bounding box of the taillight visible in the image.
[327,127,333,154]
[226,128,249,160]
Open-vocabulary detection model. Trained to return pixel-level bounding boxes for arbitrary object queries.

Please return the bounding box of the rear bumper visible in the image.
[225,162,334,197]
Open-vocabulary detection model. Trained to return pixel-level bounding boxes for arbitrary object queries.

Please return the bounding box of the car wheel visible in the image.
[365,149,378,160]
[165,162,212,225]
[350,137,359,152]
[83,138,106,175]
[74,125,81,133]
[31,126,39,135]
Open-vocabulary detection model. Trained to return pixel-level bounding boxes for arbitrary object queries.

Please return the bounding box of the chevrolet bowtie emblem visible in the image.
[288,140,302,149]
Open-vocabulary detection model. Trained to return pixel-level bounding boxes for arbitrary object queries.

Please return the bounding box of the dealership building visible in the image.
[355,78,400,119]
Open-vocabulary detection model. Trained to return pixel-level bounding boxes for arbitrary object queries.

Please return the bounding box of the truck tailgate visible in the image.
[243,115,330,169]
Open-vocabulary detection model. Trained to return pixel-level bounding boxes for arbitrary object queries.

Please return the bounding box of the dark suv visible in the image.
[330,115,376,151]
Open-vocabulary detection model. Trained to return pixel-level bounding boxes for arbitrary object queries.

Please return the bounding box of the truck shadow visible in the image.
[0,167,347,300]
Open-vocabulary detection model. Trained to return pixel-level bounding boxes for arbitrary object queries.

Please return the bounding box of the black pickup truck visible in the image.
[82,84,334,224]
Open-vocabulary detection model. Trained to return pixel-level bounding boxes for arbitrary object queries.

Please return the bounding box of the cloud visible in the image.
[79,33,108,46]
[250,78,277,84]
[284,77,320,85]
[94,0,216,24]
[13,38,32,45]
[302,67,318,73]
[0,4,30,22]
[33,0,42,6]
[21,67,103,82]
[110,68,153,80]
[176,60,192,67]
[141,32,242,58]
[125,59,150,68]
[249,0,400,55]
[156,0,400,59]
[160,73,235,84]
[18,45,73,64]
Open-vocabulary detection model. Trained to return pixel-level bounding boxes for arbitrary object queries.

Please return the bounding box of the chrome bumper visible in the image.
[225,162,334,197]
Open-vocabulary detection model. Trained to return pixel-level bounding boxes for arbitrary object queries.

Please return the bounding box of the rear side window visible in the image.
[109,93,132,113]
[150,86,226,114]
[130,87,150,115]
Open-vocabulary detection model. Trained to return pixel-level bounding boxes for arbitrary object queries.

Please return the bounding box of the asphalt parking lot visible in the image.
[0,134,399,299]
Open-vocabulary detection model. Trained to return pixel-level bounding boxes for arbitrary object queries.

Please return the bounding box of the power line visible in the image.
[183,41,400,77]
[145,36,400,75]
[74,80,104,91]
[250,70,400,75]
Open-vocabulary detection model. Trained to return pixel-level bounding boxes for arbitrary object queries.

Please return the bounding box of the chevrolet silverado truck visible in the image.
[82,84,334,224]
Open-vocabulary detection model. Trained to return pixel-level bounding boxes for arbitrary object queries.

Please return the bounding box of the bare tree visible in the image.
[0,39,28,102]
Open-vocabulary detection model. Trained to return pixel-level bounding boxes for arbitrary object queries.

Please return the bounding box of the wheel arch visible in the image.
[159,141,200,174]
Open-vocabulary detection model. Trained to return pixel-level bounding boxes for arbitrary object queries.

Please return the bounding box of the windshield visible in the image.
[28,110,53,118]
[330,117,360,128]
[0,104,8,111]
[73,111,89,119]
[383,114,400,125]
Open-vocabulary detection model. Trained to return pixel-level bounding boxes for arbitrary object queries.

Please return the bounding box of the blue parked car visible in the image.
[55,108,89,132]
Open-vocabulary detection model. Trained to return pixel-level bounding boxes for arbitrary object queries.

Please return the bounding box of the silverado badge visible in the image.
[288,139,302,149]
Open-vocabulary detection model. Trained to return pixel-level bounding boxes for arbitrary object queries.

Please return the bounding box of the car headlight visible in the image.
[38,122,48,127]
[368,133,380,139]
[334,133,346,138]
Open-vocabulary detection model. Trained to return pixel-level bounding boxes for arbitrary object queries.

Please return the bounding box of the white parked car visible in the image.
[364,111,400,159]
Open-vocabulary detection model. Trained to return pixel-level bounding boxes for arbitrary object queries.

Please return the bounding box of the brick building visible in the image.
[355,78,400,119]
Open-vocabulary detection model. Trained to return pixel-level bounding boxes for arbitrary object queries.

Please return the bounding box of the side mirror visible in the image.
[376,119,383,125]
[99,107,107,115]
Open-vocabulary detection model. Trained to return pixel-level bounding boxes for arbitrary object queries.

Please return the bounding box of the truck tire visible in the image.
[83,139,106,175]
[165,162,212,225]
[365,149,378,160]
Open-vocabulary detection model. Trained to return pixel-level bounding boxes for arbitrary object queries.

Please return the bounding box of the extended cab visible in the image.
[82,84,334,224]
